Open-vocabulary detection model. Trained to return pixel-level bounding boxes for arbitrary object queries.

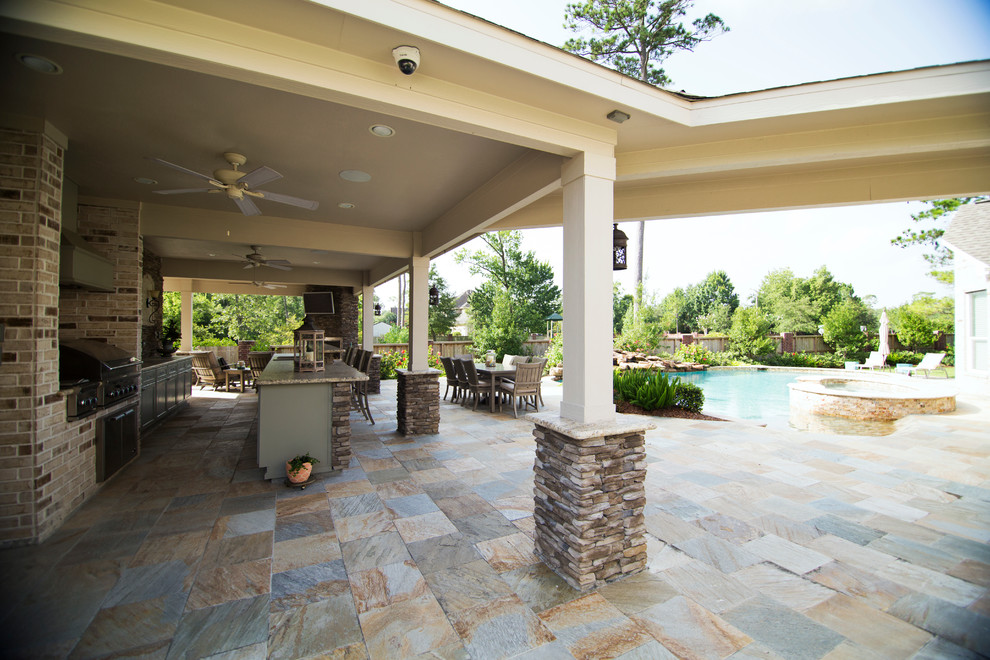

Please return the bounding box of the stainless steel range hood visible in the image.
[60,229,114,292]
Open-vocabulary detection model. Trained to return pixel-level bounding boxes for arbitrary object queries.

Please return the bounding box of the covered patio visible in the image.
[1,383,988,658]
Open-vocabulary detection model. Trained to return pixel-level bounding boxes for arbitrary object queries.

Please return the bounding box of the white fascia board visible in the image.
[689,62,990,127]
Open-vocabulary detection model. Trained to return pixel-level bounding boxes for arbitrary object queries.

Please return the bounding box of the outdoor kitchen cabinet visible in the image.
[140,356,193,431]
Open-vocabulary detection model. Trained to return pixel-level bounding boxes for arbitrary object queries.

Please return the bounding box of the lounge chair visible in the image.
[909,353,948,378]
[861,351,885,370]
[246,351,273,390]
[190,351,228,390]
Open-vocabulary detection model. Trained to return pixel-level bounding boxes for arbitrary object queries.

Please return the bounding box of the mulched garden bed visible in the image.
[615,400,728,422]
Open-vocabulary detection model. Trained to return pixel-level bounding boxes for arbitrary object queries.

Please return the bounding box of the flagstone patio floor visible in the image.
[2,378,989,659]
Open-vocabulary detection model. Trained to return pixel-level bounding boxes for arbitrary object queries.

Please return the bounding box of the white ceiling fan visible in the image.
[150,152,319,216]
[228,279,288,290]
[236,246,292,271]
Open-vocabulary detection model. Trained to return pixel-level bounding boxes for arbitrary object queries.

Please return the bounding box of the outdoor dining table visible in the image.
[474,363,516,413]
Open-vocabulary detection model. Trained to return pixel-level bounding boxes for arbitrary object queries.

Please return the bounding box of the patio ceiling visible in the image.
[2,0,988,293]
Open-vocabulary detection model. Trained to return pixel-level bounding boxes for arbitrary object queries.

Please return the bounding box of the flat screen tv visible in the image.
[303,292,335,315]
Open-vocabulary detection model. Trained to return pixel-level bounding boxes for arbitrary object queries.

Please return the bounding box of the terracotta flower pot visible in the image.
[286,461,313,483]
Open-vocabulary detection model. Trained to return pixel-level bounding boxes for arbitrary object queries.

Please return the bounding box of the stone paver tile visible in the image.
[333,510,396,544]
[393,510,459,544]
[349,558,430,614]
[267,593,363,660]
[406,532,481,574]
[750,514,822,545]
[674,535,762,573]
[744,534,831,575]
[888,592,990,655]
[130,529,211,567]
[805,593,931,659]
[948,559,990,588]
[909,637,987,660]
[597,569,679,615]
[732,563,834,611]
[817,640,886,660]
[269,558,349,612]
[854,497,928,522]
[538,593,653,660]
[694,513,761,544]
[201,530,273,568]
[167,593,270,660]
[877,560,984,607]
[71,592,184,659]
[808,515,884,546]
[186,558,272,610]
[357,454,403,473]
[275,492,329,518]
[358,592,459,659]
[493,495,534,521]
[423,559,514,615]
[373,478,424,500]
[443,457,487,473]
[644,511,704,544]
[450,593,557,659]
[435,494,495,520]
[867,534,959,572]
[476,532,538,573]
[500,562,583,614]
[273,510,334,543]
[721,595,844,660]
[384,493,440,518]
[411,467,458,485]
[632,595,751,660]
[806,535,897,573]
[452,510,520,545]
[725,642,787,659]
[328,492,384,520]
[272,531,341,573]
[807,560,911,610]
[659,558,755,613]
[324,478,376,499]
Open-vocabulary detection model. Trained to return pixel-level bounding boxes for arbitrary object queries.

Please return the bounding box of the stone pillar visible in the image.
[237,340,254,362]
[681,333,695,346]
[330,382,352,469]
[530,413,655,591]
[396,369,440,435]
[780,332,795,354]
[367,354,381,395]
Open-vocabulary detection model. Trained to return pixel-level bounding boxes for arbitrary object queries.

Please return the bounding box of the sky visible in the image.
[380,0,990,311]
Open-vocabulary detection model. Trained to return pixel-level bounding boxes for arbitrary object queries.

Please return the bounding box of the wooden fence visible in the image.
[373,337,550,358]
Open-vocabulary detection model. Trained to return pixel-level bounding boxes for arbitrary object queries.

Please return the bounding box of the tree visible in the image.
[613,282,634,334]
[821,298,873,359]
[728,306,775,359]
[471,289,528,360]
[683,270,738,332]
[564,0,728,315]
[891,198,983,284]
[654,287,689,333]
[889,292,954,351]
[756,266,859,334]
[428,265,459,340]
[455,231,561,336]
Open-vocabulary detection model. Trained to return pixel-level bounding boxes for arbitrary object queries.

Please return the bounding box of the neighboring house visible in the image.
[453,290,473,336]
[372,322,393,339]
[943,200,990,393]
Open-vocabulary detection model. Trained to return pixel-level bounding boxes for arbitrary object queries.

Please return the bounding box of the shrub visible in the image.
[614,335,653,353]
[674,343,737,366]
[544,334,563,368]
[614,368,649,403]
[821,299,873,360]
[758,352,843,369]
[728,307,775,358]
[673,382,704,413]
[886,350,923,366]
[379,347,443,379]
[631,372,679,410]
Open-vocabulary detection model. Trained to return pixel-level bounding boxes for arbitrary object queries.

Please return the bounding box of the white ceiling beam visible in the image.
[140,204,412,258]
[422,151,563,257]
[162,258,363,288]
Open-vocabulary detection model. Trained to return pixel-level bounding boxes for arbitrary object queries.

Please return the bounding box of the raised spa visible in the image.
[788,374,956,421]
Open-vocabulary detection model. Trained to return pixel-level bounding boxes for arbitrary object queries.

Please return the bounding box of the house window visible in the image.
[970,289,988,372]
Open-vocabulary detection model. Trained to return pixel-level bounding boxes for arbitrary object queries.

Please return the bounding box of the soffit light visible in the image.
[16,53,62,75]
[369,124,395,138]
[606,109,630,124]
[338,202,355,209]
[339,170,371,183]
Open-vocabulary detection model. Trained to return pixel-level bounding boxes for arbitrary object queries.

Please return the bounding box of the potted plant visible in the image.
[286,453,319,483]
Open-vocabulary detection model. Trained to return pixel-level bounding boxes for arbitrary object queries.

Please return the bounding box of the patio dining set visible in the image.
[439,354,546,417]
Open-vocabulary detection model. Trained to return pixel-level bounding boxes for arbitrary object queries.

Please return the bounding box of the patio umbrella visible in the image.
[878,311,891,366]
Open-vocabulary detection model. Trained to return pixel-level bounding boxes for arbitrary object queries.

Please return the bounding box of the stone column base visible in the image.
[331,382,352,469]
[530,413,656,591]
[396,369,440,435]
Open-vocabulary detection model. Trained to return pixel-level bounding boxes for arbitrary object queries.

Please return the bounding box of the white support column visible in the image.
[362,276,375,351]
[408,235,430,371]
[560,152,616,424]
[180,290,193,351]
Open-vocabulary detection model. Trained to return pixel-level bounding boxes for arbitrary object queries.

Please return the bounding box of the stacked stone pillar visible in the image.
[396,369,440,435]
[530,413,655,591]
[330,382,352,469]
[367,354,382,394]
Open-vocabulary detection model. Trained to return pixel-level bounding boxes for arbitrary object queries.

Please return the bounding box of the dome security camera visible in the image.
[392,46,420,75]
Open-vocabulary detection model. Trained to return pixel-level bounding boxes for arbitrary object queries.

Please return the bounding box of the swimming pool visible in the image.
[675,369,798,422]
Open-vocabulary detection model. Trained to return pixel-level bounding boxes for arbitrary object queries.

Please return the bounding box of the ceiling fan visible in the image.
[237,246,292,271]
[229,279,287,290]
[150,152,319,216]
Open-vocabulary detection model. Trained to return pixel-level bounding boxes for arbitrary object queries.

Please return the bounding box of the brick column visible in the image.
[780,332,795,354]
[530,413,655,591]
[330,382,352,469]
[396,369,440,435]
[680,333,695,345]
[237,340,255,362]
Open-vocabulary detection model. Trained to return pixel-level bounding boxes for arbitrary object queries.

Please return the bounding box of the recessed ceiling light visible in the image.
[134,177,158,185]
[208,253,216,257]
[337,202,355,209]
[339,170,371,183]
[16,53,62,75]
[369,124,395,138]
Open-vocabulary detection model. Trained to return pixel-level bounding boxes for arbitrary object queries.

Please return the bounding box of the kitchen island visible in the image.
[255,354,367,480]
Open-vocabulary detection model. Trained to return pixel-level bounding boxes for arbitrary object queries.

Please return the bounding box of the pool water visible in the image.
[675,369,898,435]
[676,370,797,422]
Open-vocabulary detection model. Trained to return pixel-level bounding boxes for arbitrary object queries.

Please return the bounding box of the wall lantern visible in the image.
[429,285,440,306]
[294,315,325,373]
[612,224,628,271]
[374,302,381,316]
[145,290,161,309]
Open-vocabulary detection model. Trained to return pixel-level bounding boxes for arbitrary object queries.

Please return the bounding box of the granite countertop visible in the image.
[256,354,368,385]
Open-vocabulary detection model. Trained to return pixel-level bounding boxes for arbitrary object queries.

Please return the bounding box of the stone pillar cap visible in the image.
[527,412,656,439]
